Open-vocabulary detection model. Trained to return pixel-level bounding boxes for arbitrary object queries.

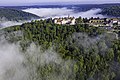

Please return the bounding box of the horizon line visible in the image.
[0,2,120,6]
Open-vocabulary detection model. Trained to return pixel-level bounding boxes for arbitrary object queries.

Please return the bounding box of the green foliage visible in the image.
[1,19,120,80]
[101,5,120,17]
[0,8,40,21]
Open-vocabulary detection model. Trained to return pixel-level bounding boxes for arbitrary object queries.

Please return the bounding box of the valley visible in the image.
[0,3,120,80]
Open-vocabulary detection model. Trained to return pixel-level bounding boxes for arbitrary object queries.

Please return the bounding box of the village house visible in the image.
[89,18,105,27]
[54,16,76,25]
[89,17,120,27]
[89,19,104,23]
[110,18,119,23]
[54,16,120,30]
[118,22,120,26]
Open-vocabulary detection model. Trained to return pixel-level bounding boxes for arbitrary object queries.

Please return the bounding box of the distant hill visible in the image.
[100,5,120,17]
[72,4,120,17]
[0,3,120,18]
[0,8,40,21]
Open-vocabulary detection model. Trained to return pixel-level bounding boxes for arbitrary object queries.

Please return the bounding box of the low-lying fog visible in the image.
[0,39,76,80]
[0,21,23,28]
[23,8,105,18]
[0,7,106,28]
[0,32,118,80]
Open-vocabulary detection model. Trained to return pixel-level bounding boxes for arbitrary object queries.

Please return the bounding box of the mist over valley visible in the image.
[0,4,113,28]
[0,3,120,80]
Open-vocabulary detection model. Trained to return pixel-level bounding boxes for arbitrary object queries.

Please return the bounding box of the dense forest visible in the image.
[0,18,120,80]
[71,4,120,17]
[0,8,40,21]
[101,5,120,17]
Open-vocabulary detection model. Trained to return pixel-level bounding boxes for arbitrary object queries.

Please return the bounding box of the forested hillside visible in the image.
[73,4,120,17]
[101,5,120,17]
[1,18,120,80]
[0,8,40,21]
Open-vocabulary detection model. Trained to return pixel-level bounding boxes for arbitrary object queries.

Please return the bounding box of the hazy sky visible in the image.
[0,0,120,6]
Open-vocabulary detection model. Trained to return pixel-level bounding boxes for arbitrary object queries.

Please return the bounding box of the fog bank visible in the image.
[23,8,106,18]
[0,30,118,80]
[69,32,118,56]
[0,8,106,28]
[0,41,28,80]
[0,20,32,29]
[0,21,23,28]
[0,37,76,80]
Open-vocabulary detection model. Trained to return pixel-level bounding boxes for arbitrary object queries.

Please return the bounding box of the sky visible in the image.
[0,0,120,6]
